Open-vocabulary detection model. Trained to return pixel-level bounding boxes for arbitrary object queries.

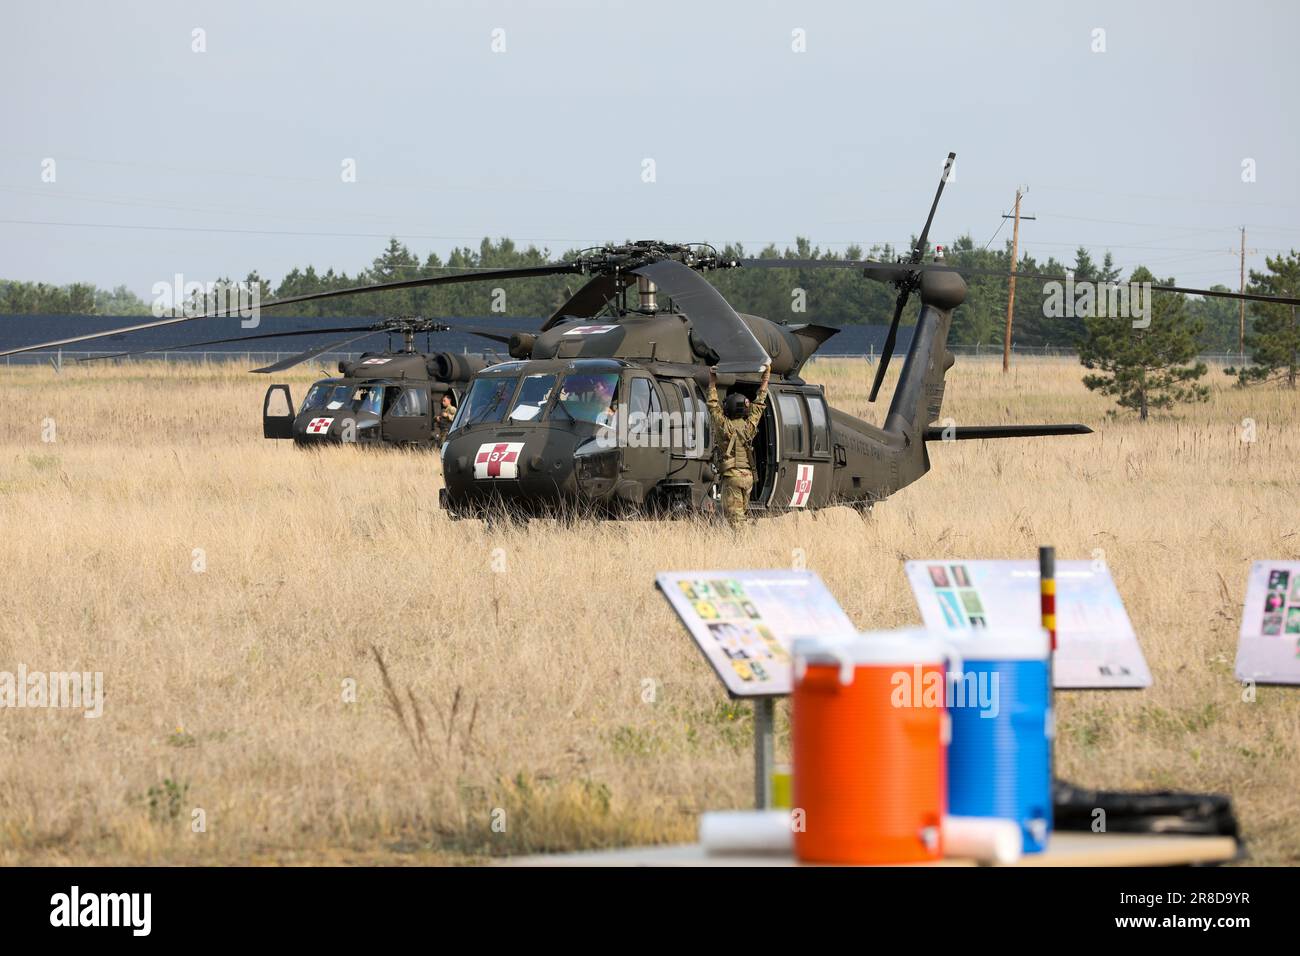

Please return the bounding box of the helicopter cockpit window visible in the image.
[389,388,429,418]
[674,381,708,453]
[301,383,353,413]
[508,374,556,422]
[456,376,518,428]
[777,392,807,456]
[806,395,830,455]
[557,372,619,427]
[353,385,385,417]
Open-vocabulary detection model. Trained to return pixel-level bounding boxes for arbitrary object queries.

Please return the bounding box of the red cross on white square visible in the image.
[474,441,524,479]
[306,417,333,435]
[789,463,814,507]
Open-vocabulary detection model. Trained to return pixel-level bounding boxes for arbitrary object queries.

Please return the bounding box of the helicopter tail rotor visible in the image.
[867,151,956,402]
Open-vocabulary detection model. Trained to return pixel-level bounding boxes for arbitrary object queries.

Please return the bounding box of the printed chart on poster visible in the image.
[655,570,857,697]
[1234,561,1300,685]
[904,559,1152,689]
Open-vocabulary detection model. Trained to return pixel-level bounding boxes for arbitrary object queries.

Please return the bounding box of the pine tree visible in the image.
[1078,266,1209,421]
[1225,251,1300,389]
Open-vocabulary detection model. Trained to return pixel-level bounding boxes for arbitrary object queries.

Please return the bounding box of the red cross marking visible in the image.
[476,443,520,477]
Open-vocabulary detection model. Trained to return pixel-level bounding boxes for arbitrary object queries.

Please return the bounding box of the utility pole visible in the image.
[1002,187,1035,373]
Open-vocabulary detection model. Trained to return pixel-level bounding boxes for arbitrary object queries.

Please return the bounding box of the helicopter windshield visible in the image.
[507,374,556,422]
[456,376,518,428]
[299,382,385,416]
[301,383,353,413]
[557,372,619,426]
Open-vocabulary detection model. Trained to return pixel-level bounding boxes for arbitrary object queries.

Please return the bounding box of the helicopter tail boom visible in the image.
[882,268,966,448]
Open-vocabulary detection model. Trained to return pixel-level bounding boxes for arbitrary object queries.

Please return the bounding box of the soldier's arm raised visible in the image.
[746,364,770,427]
[706,366,725,431]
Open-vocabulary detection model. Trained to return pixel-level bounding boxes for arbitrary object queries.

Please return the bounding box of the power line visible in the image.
[981,215,1008,251]
[6,216,1292,256]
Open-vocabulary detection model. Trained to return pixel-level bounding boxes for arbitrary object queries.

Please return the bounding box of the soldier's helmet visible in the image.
[723,392,750,419]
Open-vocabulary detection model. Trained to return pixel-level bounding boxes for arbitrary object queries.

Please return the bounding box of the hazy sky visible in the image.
[3,0,1297,298]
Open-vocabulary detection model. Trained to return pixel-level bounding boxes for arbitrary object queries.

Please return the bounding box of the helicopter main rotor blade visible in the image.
[912,152,956,263]
[741,259,1300,308]
[869,288,911,402]
[866,152,956,402]
[940,266,1300,308]
[249,332,384,374]
[736,258,866,270]
[0,263,582,358]
[77,325,378,362]
[465,330,517,345]
[630,259,770,373]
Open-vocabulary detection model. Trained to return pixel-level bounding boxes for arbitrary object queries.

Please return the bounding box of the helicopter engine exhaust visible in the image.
[431,352,490,381]
[508,332,536,359]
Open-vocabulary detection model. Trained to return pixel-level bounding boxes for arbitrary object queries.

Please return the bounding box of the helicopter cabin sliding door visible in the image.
[381,385,433,446]
[620,374,670,499]
[772,388,832,510]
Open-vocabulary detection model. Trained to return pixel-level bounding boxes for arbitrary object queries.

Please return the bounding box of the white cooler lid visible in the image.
[947,627,1050,661]
[794,627,949,666]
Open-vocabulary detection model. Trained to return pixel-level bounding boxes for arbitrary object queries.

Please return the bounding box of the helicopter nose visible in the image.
[441,425,593,506]
[295,412,380,443]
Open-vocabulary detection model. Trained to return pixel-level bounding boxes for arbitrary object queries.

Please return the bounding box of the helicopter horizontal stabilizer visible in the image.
[922,423,1093,441]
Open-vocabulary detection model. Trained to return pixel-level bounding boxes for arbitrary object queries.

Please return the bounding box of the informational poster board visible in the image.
[655,570,857,698]
[904,559,1152,689]
[1234,561,1300,685]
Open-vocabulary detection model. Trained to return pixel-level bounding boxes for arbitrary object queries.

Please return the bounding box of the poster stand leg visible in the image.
[753,697,775,810]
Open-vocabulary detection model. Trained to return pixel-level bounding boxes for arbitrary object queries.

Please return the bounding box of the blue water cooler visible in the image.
[946,628,1053,853]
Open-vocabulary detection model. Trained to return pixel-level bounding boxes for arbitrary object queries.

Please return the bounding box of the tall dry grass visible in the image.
[0,355,1296,864]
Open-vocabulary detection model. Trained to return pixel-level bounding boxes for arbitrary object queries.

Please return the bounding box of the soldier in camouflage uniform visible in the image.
[434,393,457,445]
[706,364,770,530]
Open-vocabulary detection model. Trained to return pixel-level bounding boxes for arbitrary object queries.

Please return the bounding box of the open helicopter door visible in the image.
[262,384,294,439]
[381,385,433,446]
[771,388,833,510]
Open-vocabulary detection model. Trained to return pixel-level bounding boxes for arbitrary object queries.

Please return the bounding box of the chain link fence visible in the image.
[6,346,1250,369]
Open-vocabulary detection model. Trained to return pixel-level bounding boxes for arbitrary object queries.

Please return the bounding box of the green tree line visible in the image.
[0,235,1276,351]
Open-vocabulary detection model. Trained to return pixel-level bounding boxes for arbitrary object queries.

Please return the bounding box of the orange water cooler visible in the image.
[792,629,953,864]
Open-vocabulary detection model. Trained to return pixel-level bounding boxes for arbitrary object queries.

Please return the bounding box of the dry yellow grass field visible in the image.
[0,354,1296,865]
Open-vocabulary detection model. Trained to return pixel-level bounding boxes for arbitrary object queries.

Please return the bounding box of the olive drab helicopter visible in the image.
[74,317,507,447]
[434,153,1300,520]
[7,152,1300,514]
